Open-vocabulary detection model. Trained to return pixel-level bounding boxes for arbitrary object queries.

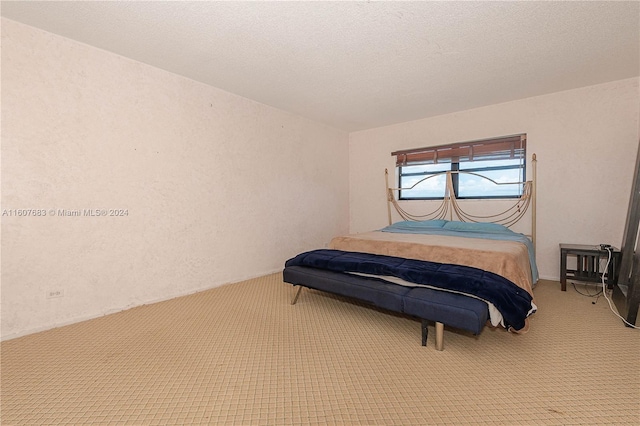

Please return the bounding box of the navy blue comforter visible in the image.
[285,249,534,331]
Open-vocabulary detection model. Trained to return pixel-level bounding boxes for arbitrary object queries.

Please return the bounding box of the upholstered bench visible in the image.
[284,266,489,350]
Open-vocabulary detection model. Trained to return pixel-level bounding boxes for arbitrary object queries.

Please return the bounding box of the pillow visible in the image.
[381,220,447,233]
[391,219,447,229]
[442,221,513,234]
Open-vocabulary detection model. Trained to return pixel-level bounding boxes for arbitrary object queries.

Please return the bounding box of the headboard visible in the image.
[385,154,537,251]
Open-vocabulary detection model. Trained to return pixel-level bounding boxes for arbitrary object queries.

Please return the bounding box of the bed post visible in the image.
[421,319,429,346]
[385,168,393,225]
[446,172,454,222]
[532,154,537,255]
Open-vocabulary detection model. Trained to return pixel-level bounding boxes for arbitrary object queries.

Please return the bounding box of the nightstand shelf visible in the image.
[559,244,621,291]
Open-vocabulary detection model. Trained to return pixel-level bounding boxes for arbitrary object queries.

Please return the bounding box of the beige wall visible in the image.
[349,78,640,281]
[1,19,349,339]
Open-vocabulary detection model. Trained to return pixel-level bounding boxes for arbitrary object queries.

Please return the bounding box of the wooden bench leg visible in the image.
[422,320,444,350]
[291,286,303,305]
[435,322,444,351]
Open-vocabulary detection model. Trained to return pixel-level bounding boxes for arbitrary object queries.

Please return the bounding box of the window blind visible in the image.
[392,134,526,166]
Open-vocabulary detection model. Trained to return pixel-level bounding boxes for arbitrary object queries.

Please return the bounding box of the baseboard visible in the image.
[538,274,560,282]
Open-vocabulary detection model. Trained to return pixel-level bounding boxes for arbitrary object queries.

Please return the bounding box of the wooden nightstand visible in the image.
[559,244,621,291]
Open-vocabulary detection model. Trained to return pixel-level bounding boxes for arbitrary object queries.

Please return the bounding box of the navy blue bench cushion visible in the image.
[403,287,488,335]
[286,249,532,331]
[283,266,411,312]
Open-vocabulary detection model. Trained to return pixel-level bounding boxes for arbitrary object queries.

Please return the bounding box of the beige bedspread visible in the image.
[329,231,534,298]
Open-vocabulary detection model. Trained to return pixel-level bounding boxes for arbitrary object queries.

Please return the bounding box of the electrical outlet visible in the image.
[46,289,64,299]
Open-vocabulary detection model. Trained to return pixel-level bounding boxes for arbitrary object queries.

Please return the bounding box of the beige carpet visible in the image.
[1,274,638,425]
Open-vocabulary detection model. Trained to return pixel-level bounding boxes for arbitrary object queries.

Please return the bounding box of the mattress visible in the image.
[329,229,535,298]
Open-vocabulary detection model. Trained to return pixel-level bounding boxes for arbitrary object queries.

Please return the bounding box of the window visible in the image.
[393,134,526,200]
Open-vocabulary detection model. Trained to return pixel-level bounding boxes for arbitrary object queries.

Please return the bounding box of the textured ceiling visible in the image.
[2,1,639,132]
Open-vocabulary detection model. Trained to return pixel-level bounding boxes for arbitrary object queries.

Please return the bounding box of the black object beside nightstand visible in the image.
[559,244,622,291]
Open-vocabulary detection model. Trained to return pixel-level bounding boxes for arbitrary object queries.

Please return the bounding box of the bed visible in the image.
[284,154,538,350]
